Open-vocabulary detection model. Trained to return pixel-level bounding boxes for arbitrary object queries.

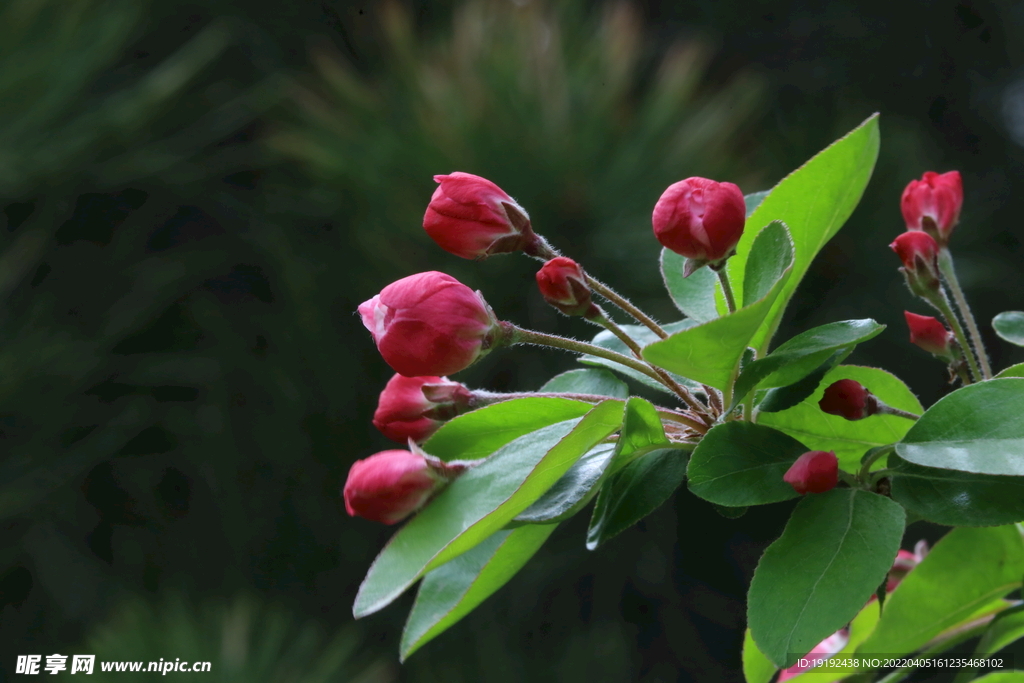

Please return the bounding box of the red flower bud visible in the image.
[784,451,839,495]
[652,177,746,269]
[886,540,928,593]
[344,449,442,524]
[373,374,473,444]
[900,171,963,244]
[535,257,598,317]
[358,271,503,377]
[423,172,535,260]
[890,231,940,294]
[819,379,879,421]
[904,311,955,359]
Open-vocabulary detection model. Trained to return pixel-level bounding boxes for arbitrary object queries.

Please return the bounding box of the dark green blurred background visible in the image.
[2,1,1022,680]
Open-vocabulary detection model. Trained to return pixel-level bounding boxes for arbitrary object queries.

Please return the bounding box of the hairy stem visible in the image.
[717,268,738,313]
[938,247,992,379]
[586,275,669,339]
[929,288,982,382]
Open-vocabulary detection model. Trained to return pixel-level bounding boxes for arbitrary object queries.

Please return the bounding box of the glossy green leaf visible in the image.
[424,397,592,461]
[354,401,623,617]
[586,446,690,550]
[742,629,776,683]
[996,363,1024,379]
[400,523,557,660]
[614,397,668,464]
[540,368,629,399]
[858,525,1024,658]
[755,349,848,414]
[732,319,885,408]
[994,311,1024,347]
[748,488,904,668]
[972,673,1024,683]
[513,444,615,524]
[897,378,1024,476]
[743,221,795,306]
[643,226,794,390]
[726,114,880,351]
[579,321,701,394]
[661,248,718,323]
[758,365,922,472]
[687,422,804,507]
[889,455,1024,527]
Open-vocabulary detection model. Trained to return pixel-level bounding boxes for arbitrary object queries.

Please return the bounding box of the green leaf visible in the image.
[354,401,623,618]
[784,598,883,680]
[745,190,771,217]
[996,363,1024,379]
[726,114,880,351]
[579,321,702,394]
[613,397,668,466]
[742,629,776,683]
[973,673,1024,683]
[712,503,747,519]
[758,365,923,472]
[994,311,1024,347]
[732,319,885,408]
[513,444,615,524]
[400,523,557,660]
[643,226,794,390]
[586,446,690,550]
[858,525,1024,658]
[748,488,904,668]
[687,422,805,507]
[540,368,629,399]
[755,348,849,414]
[889,455,1024,527]
[424,397,593,461]
[743,221,795,306]
[951,604,1024,683]
[896,378,1024,476]
[660,248,719,323]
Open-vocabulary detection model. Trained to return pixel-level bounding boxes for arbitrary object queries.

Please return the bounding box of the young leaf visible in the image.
[642,225,794,390]
[971,673,1024,683]
[400,523,558,660]
[744,190,771,217]
[951,604,1024,682]
[896,378,1024,476]
[613,397,669,467]
[748,488,904,669]
[725,114,880,352]
[742,629,776,683]
[996,363,1024,378]
[743,221,795,306]
[755,348,849,414]
[758,365,922,472]
[993,311,1024,347]
[586,446,690,550]
[858,525,1024,658]
[424,397,593,461]
[513,444,616,524]
[354,401,623,618]
[579,321,701,394]
[889,455,1024,527]
[540,368,629,399]
[687,422,805,507]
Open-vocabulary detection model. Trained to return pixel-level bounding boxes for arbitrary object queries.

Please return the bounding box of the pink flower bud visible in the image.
[652,177,746,270]
[778,629,850,681]
[358,271,503,377]
[890,231,940,294]
[819,379,879,421]
[784,451,839,495]
[343,449,442,524]
[900,171,963,244]
[535,257,598,317]
[886,539,928,593]
[904,311,955,359]
[372,374,473,444]
[423,172,535,259]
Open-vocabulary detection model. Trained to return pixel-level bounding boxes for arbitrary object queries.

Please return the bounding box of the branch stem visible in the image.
[716,268,738,313]
[938,247,992,379]
[586,275,668,339]
[929,288,983,382]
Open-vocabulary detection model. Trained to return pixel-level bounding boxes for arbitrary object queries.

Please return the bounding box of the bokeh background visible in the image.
[2,0,1024,680]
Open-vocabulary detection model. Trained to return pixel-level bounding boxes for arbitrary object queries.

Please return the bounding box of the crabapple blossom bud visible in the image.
[535,257,599,318]
[784,451,839,495]
[358,271,505,377]
[901,171,963,245]
[819,379,879,421]
[904,311,956,360]
[343,449,443,524]
[423,172,538,259]
[890,231,940,295]
[652,177,746,273]
[886,539,929,593]
[778,629,850,682]
[373,374,474,444]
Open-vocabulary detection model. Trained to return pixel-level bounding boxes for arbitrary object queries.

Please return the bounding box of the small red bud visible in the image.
[784,451,839,495]
[652,177,746,271]
[373,374,473,444]
[900,171,963,245]
[535,257,598,317]
[819,379,879,421]
[343,450,442,524]
[904,311,955,359]
[890,231,940,294]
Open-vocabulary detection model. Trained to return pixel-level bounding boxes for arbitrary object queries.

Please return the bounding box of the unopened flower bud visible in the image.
[819,380,879,421]
[358,271,505,377]
[901,171,963,245]
[373,374,474,444]
[423,172,540,259]
[886,540,928,593]
[535,257,599,318]
[652,177,746,273]
[784,451,839,495]
[343,449,443,524]
[904,311,956,360]
[890,231,940,295]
